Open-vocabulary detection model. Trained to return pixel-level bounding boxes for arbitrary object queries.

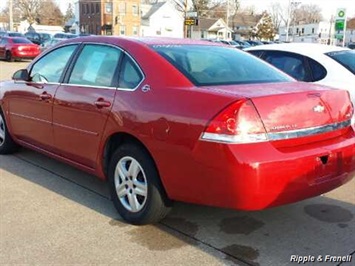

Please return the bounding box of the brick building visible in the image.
[79,0,140,36]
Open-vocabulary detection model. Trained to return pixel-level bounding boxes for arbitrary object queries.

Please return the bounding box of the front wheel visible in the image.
[0,110,19,154]
[108,143,172,225]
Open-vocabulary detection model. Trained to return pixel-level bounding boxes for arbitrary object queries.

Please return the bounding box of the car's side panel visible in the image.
[53,85,115,169]
[5,82,58,151]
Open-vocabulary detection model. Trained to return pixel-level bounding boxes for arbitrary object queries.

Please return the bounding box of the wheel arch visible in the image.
[101,131,172,203]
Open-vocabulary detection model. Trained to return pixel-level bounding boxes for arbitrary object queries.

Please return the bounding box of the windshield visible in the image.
[326,50,355,74]
[153,45,292,86]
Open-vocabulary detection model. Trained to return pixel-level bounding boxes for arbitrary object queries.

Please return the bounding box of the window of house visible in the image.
[119,2,126,14]
[120,25,126,35]
[69,44,122,87]
[132,5,138,16]
[312,28,315,34]
[105,2,112,14]
[301,28,304,34]
[133,26,138,36]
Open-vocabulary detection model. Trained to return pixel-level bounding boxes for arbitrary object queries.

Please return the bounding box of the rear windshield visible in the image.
[152,45,291,86]
[326,50,355,74]
[12,38,32,44]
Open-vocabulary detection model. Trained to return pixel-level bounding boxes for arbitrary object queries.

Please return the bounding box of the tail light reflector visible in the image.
[201,100,267,143]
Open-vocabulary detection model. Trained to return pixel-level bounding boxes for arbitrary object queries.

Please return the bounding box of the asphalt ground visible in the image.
[0,60,354,265]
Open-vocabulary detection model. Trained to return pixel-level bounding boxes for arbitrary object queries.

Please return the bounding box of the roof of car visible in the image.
[245,43,350,56]
[61,36,225,48]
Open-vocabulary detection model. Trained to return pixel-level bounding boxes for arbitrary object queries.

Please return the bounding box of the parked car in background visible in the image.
[234,40,252,49]
[0,31,6,38]
[2,31,25,38]
[245,43,355,123]
[53,32,78,39]
[0,37,354,225]
[40,37,65,52]
[245,40,263,46]
[25,31,52,45]
[0,37,40,61]
[348,43,355,50]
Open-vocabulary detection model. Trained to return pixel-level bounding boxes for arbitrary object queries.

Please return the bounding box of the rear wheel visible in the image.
[108,143,172,225]
[5,51,14,62]
[0,110,19,154]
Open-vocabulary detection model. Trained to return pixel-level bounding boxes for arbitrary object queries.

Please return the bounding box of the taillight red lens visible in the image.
[201,100,267,143]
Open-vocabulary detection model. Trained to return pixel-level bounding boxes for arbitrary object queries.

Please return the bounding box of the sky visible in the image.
[239,0,355,19]
[1,0,354,20]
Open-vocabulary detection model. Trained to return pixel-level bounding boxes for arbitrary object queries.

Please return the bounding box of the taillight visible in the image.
[201,99,268,143]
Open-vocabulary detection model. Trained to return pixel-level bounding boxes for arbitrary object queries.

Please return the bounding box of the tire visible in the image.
[5,51,14,62]
[108,143,172,225]
[0,110,19,154]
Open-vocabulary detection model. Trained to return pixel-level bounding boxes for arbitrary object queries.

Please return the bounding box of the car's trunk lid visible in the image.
[207,82,353,140]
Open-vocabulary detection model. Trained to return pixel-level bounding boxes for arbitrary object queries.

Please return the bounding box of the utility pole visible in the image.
[9,0,13,31]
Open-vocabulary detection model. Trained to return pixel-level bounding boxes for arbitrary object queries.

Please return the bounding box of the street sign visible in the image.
[186,11,198,18]
[334,8,347,41]
[185,18,198,26]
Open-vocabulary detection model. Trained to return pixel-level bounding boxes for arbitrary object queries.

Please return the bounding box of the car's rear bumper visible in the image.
[160,127,355,210]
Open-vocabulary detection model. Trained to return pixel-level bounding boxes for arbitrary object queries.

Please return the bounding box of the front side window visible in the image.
[326,50,355,74]
[31,45,78,83]
[69,44,122,87]
[153,45,291,86]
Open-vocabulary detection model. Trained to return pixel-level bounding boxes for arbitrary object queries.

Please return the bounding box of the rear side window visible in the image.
[69,44,122,87]
[326,50,355,74]
[248,50,264,58]
[307,57,327,81]
[118,56,143,89]
[153,45,291,86]
[262,51,309,81]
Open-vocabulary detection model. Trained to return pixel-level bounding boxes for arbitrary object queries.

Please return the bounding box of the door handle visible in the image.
[39,92,52,100]
[94,98,111,108]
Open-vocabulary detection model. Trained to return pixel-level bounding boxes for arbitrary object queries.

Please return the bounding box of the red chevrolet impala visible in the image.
[0,37,354,224]
[0,37,40,61]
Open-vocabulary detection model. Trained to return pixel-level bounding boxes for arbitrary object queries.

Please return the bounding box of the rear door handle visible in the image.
[39,92,52,100]
[94,98,111,108]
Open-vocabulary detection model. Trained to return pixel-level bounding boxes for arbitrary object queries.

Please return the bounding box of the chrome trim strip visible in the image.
[267,119,351,141]
[53,122,98,136]
[61,83,117,90]
[10,112,51,124]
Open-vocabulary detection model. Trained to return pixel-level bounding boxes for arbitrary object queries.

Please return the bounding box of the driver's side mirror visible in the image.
[12,69,30,81]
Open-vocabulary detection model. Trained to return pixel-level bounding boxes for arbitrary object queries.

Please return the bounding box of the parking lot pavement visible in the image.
[1,61,355,265]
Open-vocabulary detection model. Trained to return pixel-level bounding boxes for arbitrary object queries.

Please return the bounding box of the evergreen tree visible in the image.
[254,12,276,40]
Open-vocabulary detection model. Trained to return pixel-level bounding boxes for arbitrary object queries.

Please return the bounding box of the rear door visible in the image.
[52,44,123,168]
[0,38,8,58]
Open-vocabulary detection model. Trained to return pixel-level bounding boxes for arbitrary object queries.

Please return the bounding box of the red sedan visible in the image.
[0,37,40,62]
[0,37,354,224]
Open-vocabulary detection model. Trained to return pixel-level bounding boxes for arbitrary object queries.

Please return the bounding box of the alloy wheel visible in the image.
[114,156,148,213]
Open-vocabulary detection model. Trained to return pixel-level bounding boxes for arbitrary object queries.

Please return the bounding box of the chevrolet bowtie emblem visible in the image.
[313,105,325,113]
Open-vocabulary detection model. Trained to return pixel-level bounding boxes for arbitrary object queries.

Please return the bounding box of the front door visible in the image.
[6,44,79,151]
[53,44,122,168]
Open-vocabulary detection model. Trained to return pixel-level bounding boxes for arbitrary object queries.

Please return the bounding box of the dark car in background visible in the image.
[25,31,52,45]
[1,31,26,38]
[53,32,78,39]
[0,37,40,61]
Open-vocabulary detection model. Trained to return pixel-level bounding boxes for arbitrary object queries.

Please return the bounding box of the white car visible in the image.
[245,43,355,123]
